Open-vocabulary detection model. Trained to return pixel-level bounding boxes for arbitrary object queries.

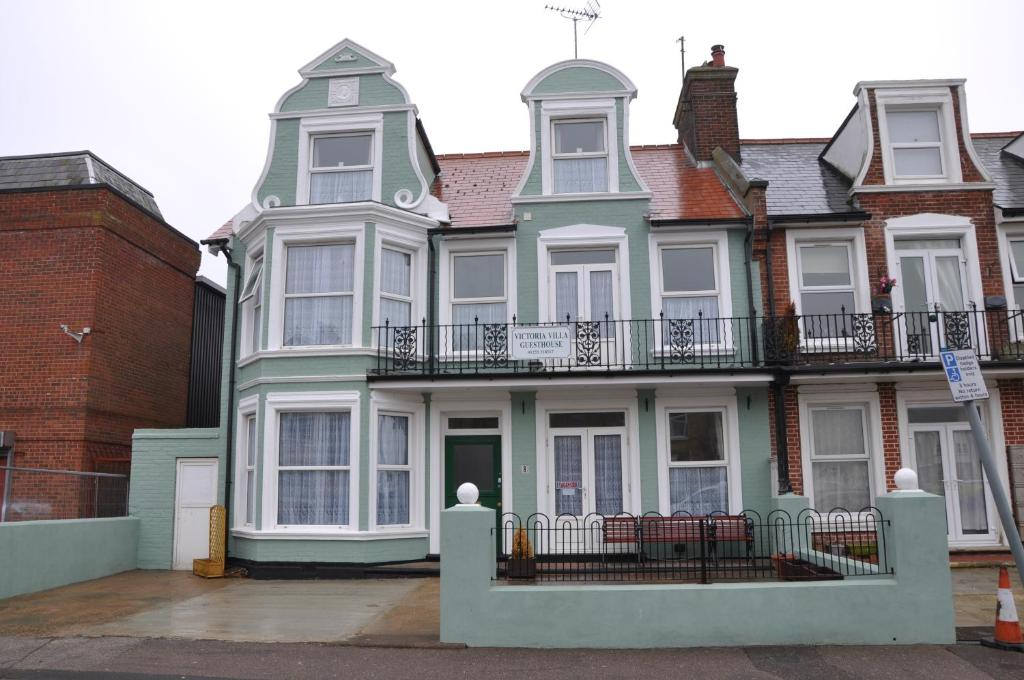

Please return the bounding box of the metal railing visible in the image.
[371,308,1024,377]
[0,466,129,522]
[496,508,891,584]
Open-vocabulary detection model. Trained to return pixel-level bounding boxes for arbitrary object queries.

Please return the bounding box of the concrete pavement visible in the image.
[1,636,1023,680]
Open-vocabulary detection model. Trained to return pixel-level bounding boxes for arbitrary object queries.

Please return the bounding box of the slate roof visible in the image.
[971,133,1024,209]
[739,141,855,217]
[0,151,162,217]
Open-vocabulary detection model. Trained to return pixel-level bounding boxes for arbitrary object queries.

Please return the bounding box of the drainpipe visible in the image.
[743,222,759,365]
[427,234,437,373]
[202,237,241,555]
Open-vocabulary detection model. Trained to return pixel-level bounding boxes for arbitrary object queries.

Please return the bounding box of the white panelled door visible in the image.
[172,458,219,570]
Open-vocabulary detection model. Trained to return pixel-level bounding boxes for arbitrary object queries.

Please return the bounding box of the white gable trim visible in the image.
[298,38,395,77]
[521,59,638,101]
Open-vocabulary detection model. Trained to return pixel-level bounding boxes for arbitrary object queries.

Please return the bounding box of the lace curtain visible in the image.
[662,296,721,344]
[553,158,607,194]
[376,415,410,526]
[953,431,988,534]
[278,412,350,525]
[284,245,354,346]
[669,466,727,516]
[554,435,583,516]
[310,170,373,204]
[593,435,623,515]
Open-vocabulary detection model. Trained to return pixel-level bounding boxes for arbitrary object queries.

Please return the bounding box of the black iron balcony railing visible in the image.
[370,308,1024,378]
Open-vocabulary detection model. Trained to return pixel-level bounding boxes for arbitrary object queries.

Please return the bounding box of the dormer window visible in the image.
[552,119,608,193]
[310,134,373,204]
[886,110,944,179]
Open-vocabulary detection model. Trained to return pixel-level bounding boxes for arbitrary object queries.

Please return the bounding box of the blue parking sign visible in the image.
[946,367,961,382]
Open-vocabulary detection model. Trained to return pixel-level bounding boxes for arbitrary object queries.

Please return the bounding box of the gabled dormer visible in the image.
[252,39,444,220]
[821,79,992,190]
[513,60,649,200]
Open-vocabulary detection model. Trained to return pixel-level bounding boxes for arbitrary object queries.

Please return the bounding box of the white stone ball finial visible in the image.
[894,467,919,491]
[456,482,480,505]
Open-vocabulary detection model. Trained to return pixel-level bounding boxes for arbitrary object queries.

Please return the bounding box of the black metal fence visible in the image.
[372,308,1024,377]
[496,508,891,584]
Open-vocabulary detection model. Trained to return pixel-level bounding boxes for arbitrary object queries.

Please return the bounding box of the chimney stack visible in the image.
[673,44,740,162]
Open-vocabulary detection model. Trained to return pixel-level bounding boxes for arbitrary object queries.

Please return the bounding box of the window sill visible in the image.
[238,347,375,367]
[231,528,429,541]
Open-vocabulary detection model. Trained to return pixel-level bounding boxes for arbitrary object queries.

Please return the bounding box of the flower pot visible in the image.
[507,557,536,580]
[871,296,892,315]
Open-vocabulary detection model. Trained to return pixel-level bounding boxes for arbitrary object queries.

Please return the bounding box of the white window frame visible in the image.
[875,88,962,185]
[377,247,414,326]
[540,99,619,196]
[786,227,871,351]
[798,389,885,518]
[371,225,428,346]
[240,251,264,356]
[296,113,384,206]
[234,395,259,529]
[307,132,375,205]
[266,224,365,351]
[438,237,516,357]
[648,230,734,352]
[369,394,425,532]
[654,391,742,516]
[261,391,361,534]
[550,118,609,195]
[998,222,1024,341]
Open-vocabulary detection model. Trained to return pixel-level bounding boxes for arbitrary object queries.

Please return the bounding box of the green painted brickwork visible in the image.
[441,492,955,647]
[531,66,625,94]
[737,387,772,515]
[0,518,139,600]
[279,74,405,112]
[258,121,299,207]
[310,47,381,72]
[230,536,427,563]
[361,222,377,349]
[636,389,659,509]
[509,391,538,518]
[519,99,643,196]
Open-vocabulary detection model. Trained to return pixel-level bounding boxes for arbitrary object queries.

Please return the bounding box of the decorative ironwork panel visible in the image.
[575,322,602,366]
[483,324,509,368]
[942,312,971,350]
[851,315,878,355]
[668,319,695,363]
[392,327,418,370]
[906,334,923,355]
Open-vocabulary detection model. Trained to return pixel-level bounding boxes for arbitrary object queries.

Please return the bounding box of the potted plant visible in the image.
[507,527,536,579]
[872,275,896,315]
[764,302,800,364]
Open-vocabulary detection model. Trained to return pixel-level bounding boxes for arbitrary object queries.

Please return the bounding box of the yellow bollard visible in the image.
[192,505,226,578]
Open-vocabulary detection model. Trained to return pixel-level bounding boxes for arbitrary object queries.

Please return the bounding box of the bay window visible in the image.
[240,256,263,354]
[309,134,374,204]
[243,415,257,525]
[376,414,411,526]
[283,243,355,346]
[552,119,608,194]
[808,406,872,511]
[379,247,412,327]
[666,411,728,516]
[277,411,352,526]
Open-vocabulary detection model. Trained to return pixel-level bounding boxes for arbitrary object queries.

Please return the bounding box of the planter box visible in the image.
[507,558,536,580]
[776,557,843,581]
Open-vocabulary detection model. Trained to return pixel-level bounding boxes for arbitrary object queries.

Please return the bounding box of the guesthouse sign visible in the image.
[510,325,572,360]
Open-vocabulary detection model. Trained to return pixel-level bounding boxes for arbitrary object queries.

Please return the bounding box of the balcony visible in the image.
[369,309,1024,379]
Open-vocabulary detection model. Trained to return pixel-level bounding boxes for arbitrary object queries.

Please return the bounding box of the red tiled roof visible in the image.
[434,151,529,228]
[434,145,744,227]
[206,219,233,241]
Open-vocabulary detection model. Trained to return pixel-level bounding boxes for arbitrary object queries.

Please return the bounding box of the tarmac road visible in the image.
[2,636,1024,680]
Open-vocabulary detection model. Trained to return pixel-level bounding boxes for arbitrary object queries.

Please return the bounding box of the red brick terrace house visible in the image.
[700,60,1024,549]
[0,151,221,521]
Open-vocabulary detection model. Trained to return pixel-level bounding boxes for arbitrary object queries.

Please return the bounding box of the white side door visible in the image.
[172,458,219,570]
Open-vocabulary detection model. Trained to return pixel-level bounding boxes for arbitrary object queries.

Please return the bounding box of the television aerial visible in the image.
[544,1,601,59]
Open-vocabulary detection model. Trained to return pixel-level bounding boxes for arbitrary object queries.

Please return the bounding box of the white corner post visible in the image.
[962,400,1024,585]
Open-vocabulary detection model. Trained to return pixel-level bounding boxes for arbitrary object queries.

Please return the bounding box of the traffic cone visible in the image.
[981,566,1024,652]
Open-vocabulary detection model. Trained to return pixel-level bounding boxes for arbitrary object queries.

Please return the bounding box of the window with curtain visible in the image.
[1008,238,1024,309]
[277,411,351,526]
[809,407,871,511]
[659,246,720,344]
[376,414,411,526]
[283,244,355,346]
[244,415,257,525]
[666,411,728,515]
[309,134,373,204]
[552,119,608,194]
[886,109,944,178]
[797,243,856,338]
[379,247,412,327]
[240,257,263,355]
[451,252,507,351]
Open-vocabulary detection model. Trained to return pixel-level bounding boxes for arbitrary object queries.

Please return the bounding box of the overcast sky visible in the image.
[2,0,1022,285]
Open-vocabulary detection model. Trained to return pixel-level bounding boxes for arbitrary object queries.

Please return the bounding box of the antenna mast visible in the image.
[545,1,601,59]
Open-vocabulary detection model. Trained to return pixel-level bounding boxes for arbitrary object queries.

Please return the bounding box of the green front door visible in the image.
[444,435,502,526]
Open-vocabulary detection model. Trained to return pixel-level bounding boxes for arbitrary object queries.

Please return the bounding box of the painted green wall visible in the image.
[231,536,427,563]
[531,66,624,94]
[737,387,772,516]
[509,391,538,519]
[279,74,405,112]
[258,120,299,207]
[636,389,660,510]
[310,47,380,72]
[441,492,955,647]
[0,518,139,600]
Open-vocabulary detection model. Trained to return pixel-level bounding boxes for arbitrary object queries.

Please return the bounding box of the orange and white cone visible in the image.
[981,566,1024,652]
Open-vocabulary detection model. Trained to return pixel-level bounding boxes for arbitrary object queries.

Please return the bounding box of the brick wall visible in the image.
[675,67,740,162]
[0,187,200,517]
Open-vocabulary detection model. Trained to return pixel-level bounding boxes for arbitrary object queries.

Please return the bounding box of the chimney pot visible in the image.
[711,44,725,67]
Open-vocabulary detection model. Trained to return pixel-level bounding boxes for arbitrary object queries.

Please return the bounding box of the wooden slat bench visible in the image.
[601,516,640,562]
[707,515,754,562]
